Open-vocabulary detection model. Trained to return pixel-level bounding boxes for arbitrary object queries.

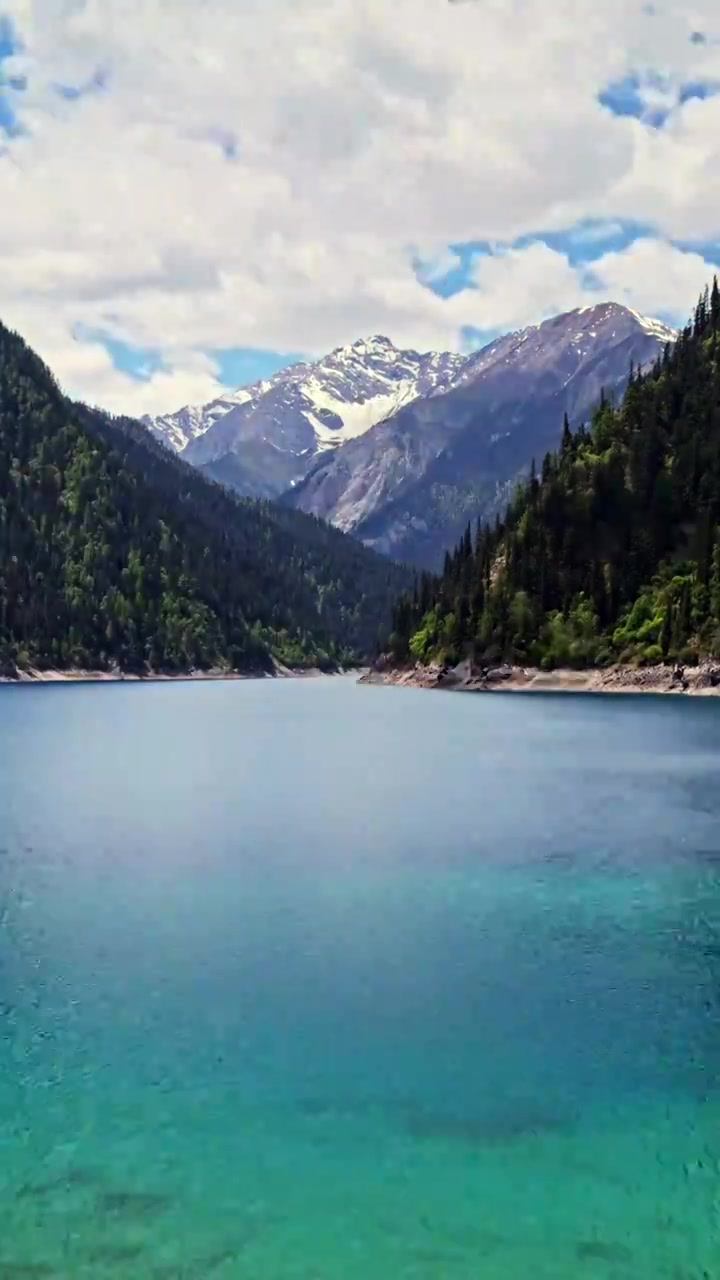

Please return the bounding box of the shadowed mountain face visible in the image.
[286,304,676,568]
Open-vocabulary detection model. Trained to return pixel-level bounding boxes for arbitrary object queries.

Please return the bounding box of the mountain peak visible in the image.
[567,301,676,343]
[339,334,396,357]
[147,332,466,477]
[358,333,394,347]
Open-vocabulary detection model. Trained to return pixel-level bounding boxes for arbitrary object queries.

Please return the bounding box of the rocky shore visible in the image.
[0,660,361,684]
[360,656,720,696]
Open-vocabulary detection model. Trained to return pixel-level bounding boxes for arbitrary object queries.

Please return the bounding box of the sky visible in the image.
[0,0,719,417]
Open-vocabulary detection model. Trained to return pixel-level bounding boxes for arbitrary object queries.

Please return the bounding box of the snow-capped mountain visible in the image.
[287,303,678,567]
[142,303,677,567]
[445,302,675,392]
[142,385,270,453]
[144,336,466,498]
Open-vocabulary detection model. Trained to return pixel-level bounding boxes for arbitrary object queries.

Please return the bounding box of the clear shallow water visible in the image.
[0,679,719,1279]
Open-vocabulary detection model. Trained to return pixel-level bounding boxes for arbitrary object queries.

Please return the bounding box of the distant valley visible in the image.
[145,304,676,568]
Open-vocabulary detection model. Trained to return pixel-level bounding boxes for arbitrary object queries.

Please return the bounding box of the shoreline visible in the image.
[360,657,720,697]
[0,661,365,685]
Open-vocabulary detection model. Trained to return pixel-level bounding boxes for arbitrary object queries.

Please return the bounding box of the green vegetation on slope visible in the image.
[390,282,720,670]
[0,323,410,675]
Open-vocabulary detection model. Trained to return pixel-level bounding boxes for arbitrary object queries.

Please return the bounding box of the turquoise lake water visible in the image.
[0,678,719,1278]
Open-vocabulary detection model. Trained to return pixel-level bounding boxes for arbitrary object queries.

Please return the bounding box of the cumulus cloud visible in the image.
[461,238,718,336]
[0,0,719,410]
[585,238,717,315]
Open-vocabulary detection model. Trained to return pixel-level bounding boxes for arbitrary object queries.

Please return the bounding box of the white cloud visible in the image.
[460,238,718,335]
[464,244,593,332]
[0,0,719,411]
[586,237,716,315]
[8,308,228,417]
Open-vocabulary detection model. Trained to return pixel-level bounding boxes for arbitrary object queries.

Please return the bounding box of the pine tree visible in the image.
[711,276,720,332]
[660,603,672,658]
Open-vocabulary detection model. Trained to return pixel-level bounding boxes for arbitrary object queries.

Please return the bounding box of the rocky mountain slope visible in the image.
[145,337,465,498]
[287,304,676,567]
[143,385,265,454]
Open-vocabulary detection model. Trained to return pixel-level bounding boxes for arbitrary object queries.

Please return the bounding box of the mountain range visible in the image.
[146,304,676,568]
[145,337,465,498]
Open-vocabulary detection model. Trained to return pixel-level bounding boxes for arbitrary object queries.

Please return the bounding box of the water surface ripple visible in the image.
[0,680,718,1278]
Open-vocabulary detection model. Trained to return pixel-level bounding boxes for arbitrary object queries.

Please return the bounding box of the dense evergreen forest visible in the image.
[390,282,720,671]
[0,323,410,675]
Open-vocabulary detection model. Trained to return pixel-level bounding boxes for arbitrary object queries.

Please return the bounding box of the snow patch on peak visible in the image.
[563,302,676,346]
[355,333,394,349]
[144,383,260,452]
[334,334,396,361]
[626,307,677,342]
[147,333,467,471]
[303,381,423,450]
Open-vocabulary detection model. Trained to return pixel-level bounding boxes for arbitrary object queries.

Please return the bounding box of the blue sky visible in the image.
[598,69,720,127]
[0,17,23,136]
[75,329,306,395]
[0,0,719,416]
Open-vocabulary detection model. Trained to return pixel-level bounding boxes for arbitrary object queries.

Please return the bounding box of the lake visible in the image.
[0,678,718,1278]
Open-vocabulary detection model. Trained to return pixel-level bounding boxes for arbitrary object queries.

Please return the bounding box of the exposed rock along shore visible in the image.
[360,657,720,696]
[0,660,362,684]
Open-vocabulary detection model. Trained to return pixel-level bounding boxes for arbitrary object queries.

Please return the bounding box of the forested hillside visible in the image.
[390,283,720,671]
[0,323,410,675]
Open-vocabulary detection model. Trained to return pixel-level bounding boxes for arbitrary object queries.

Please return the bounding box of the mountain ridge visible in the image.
[145,335,466,495]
